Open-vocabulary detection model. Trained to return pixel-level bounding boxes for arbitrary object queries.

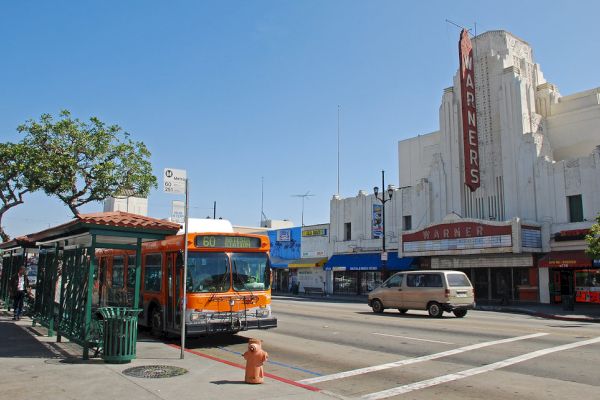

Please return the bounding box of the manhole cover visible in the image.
[122,365,188,379]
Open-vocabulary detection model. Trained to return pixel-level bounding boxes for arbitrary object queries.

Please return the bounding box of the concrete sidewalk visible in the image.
[273,293,600,323]
[0,311,333,400]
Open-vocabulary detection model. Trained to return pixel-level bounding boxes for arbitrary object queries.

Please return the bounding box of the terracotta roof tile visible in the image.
[77,211,181,231]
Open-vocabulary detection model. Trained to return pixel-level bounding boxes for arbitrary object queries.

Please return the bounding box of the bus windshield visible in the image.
[187,252,230,293]
[231,252,271,291]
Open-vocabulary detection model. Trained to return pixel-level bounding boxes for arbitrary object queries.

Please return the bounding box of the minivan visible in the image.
[367,270,475,318]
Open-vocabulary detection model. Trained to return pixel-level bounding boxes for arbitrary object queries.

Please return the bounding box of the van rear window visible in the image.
[447,274,470,287]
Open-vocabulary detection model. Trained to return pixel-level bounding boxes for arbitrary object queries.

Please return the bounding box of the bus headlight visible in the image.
[256,306,270,318]
[190,312,205,322]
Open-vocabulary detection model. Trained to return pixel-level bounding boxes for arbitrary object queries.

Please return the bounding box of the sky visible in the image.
[2,0,599,238]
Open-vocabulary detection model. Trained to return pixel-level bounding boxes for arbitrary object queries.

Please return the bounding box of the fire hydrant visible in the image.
[243,338,268,384]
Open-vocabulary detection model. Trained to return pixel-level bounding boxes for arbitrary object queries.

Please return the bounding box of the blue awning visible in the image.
[324,252,414,271]
[270,257,291,269]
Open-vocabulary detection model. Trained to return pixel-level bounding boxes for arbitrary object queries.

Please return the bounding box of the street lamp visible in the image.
[374,170,394,279]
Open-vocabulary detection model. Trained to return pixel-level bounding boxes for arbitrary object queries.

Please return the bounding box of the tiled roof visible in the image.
[77,211,181,231]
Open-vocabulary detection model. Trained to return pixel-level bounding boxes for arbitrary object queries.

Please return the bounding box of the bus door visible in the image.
[165,251,183,330]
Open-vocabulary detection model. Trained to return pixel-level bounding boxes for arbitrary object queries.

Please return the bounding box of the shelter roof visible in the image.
[2,211,181,249]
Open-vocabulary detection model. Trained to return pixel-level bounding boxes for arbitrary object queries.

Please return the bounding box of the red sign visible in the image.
[459,29,480,192]
[403,222,512,243]
[539,252,592,268]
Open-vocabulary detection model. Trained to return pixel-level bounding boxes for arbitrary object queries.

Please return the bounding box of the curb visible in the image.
[475,306,600,323]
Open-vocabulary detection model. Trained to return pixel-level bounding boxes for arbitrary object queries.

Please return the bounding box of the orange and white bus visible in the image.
[95,219,277,336]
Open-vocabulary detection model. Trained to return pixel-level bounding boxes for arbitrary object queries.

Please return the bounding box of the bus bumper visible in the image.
[185,317,277,335]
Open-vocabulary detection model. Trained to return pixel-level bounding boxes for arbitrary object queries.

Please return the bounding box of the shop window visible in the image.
[568,195,583,222]
[361,271,382,293]
[334,271,358,294]
[403,215,412,231]
[344,222,351,241]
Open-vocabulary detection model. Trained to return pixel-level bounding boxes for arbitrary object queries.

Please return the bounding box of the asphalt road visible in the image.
[183,297,600,400]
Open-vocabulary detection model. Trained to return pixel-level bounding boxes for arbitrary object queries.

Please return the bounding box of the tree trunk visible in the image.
[0,225,10,243]
[68,202,80,217]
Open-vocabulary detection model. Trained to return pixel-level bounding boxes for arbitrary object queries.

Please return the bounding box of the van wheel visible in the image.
[427,302,443,318]
[371,299,384,313]
[151,307,164,337]
[453,309,467,318]
[398,309,408,314]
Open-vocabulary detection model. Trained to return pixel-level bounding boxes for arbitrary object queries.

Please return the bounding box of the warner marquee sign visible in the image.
[402,219,541,256]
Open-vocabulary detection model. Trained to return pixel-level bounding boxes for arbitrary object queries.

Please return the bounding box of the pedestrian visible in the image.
[10,266,30,321]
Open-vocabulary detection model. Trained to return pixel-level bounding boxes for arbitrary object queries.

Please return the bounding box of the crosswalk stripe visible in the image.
[360,336,600,400]
[297,332,548,384]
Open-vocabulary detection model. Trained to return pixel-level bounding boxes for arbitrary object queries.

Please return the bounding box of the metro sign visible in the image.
[459,29,480,192]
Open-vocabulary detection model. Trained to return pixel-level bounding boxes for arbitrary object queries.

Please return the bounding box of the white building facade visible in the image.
[330,30,600,304]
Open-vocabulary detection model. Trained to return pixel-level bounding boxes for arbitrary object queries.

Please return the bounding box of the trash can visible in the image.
[98,307,142,364]
[562,295,575,311]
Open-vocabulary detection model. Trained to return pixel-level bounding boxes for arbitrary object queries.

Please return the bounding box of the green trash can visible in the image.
[98,307,142,364]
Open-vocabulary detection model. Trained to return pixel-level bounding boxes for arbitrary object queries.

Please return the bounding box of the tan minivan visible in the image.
[368,270,475,318]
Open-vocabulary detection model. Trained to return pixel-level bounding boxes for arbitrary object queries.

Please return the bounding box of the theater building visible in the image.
[330,29,600,304]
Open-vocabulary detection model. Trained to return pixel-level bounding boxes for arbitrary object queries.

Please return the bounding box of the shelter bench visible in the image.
[303,286,325,296]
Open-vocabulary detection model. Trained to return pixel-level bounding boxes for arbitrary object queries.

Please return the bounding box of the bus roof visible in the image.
[177,218,234,234]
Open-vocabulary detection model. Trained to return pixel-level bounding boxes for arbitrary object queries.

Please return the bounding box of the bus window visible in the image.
[231,252,270,291]
[144,254,162,292]
[127,255,136,288]
[186,253,229,293]
[112,256,124,288]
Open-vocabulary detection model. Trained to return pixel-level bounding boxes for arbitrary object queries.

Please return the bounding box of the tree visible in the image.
[18,110,157,216]
[585,213,600,260]
[0,142,36,242]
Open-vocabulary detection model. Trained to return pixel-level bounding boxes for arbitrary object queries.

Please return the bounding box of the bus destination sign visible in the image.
[195,235,262,249]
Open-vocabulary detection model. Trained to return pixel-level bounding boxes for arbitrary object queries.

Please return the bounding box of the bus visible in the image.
[95,219,277,336]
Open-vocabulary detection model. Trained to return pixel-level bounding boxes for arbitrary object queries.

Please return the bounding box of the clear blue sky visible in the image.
[2,1,599,238]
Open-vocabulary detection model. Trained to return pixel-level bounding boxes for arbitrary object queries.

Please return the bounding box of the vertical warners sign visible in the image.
[459,29,480,192]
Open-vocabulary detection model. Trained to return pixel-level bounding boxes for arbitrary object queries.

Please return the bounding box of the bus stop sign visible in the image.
[163,168,186,194]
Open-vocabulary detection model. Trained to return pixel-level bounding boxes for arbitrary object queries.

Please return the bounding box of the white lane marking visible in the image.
[298,332,548,384]
[361,336,600,400]
[371,332,454,345]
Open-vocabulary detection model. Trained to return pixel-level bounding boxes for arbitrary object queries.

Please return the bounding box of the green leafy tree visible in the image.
[585,213,600,260]
[18,110,157,216]
[0,142,37,242]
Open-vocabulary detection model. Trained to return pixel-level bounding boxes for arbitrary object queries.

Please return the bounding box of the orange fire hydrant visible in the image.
[243,338,268,384]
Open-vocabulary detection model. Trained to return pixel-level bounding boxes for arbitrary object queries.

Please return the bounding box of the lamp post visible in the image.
[374,170,394,280]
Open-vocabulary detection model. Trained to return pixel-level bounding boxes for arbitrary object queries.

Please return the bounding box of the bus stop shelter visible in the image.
[0,236,38,307]
[0,211,180,359]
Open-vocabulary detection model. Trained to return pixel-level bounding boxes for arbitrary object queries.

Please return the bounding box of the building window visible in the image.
[568,195,583,222]
[403,215,412,231]
[344,222,351,241]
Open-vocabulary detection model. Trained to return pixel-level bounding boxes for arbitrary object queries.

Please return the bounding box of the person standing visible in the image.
[10,266,30,321]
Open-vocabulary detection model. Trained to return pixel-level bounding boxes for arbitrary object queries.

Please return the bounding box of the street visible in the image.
[184,297,600,400]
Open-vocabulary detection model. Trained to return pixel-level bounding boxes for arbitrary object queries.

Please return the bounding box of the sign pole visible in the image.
[180,178,189,359]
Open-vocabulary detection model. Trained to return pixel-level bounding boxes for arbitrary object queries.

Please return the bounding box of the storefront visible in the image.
[325,252,415,295]
[289,258,327,293]
[429,254,538,303]
[539,251,598,304]
[268,227,302,293]
[402,218,543,304]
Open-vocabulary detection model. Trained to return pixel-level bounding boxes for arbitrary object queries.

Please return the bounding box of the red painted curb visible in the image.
[168,344,322,392]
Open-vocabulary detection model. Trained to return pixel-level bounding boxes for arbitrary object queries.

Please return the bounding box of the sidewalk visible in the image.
[273,293,600,323]
[0,310,333,400]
